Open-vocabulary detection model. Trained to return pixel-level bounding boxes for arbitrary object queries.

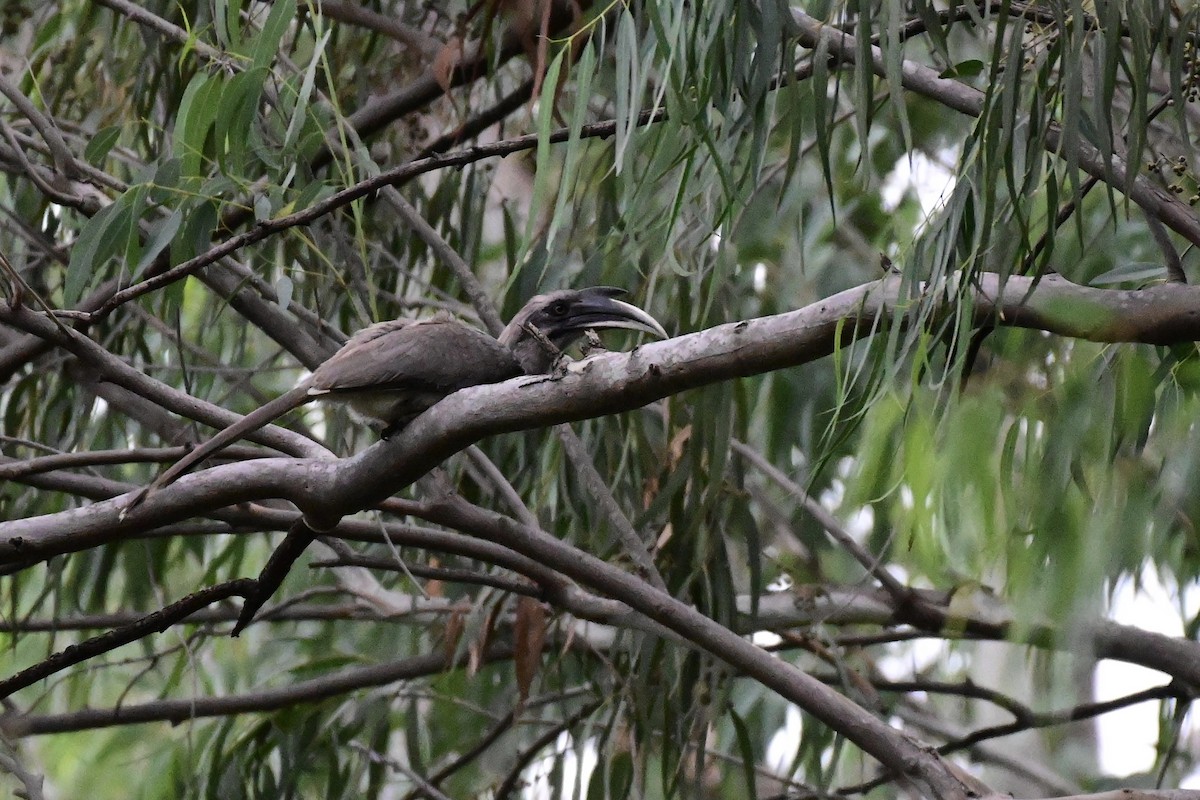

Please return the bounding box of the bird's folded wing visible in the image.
[308,318,523,397]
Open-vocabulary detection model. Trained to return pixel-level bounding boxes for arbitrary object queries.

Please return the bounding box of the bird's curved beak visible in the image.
[570,287,669,339]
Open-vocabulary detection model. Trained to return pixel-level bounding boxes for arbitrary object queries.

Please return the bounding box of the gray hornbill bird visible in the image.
[134,287,667,503]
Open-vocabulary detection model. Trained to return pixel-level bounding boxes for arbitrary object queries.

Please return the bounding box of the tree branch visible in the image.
[0,579,255,698]
[3,645,514,736]
[9,271,1200,558]
[416,494,971,798]
[790,10,1200,247]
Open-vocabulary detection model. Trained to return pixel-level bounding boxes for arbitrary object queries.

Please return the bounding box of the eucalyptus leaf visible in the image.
[134,209,183,274]
[84,125,121,167]
[1090,262,1167,286]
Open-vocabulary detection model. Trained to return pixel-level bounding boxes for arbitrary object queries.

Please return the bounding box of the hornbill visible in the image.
[132,287,667,503]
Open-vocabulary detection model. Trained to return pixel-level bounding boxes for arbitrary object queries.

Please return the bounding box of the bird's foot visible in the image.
[379,414,417,440]
[550,352,574,378]
[578,329,607,358]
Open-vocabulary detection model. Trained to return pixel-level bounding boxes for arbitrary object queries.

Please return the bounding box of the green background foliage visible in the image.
[3,0,1200,797]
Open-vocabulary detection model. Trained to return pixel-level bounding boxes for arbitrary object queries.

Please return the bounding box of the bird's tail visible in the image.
[125,385,313,510]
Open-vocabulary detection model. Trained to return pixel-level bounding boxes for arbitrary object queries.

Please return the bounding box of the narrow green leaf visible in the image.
[63,206,113,305]
[728,708,758,800]
[517,48,566,273]
[173,71,223,177]
[150,157,182,204]
[1089,262,1167,286]
[31,8,63,51]
[251,0,295,69]
[134,208,183,274]
[214,67,267,173]
[613,10,640,173]
[64,183,147,305]
[1114,349,1155,449]
[881,1,911,153]
[939,60,985,79]
[810,31,835,217]
[546,42,597,254]
[282,28,330,154]
[119,184,149,276]
[170,199,218,267]
[84,125,121,166]
[214,0,243,51]
[254,193,272,221]
[290,179,334,216]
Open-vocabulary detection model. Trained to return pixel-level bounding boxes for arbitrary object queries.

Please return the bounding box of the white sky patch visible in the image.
[765,705,805,775]
[709,226,723,252]
[1096,565,1199,778]
[753,630,784,648]
[523,732,598,800]
[765,572,794,593]
[842,505,874,541]
[880,147,960,228]
[753,261,768,292]
[875,637,950,682]
[819,478,845,510]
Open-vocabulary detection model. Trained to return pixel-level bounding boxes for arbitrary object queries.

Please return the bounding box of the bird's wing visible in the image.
[308,317,522,397]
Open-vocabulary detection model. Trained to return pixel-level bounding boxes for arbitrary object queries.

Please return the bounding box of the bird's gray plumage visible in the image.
[130,287,665,504]
[308,316,523,429]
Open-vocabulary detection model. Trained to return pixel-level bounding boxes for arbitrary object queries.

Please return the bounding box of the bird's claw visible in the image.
[550,352,573,378]
[578,329,608,358]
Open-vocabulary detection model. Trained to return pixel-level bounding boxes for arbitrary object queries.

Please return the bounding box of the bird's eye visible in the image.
[550,302,569,316]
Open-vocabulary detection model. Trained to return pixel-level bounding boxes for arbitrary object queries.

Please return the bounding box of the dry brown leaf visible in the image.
[432,36,464,96]
[443,609,466,668]
[468,603,499,677]
[644,424,691,508]
[668,424,692,468]
[654,522,674,552]
[513,595,547,702]
[642,474,660,510]
[424,556,444,598]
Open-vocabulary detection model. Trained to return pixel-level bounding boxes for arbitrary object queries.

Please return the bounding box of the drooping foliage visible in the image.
[3,1,1200,797]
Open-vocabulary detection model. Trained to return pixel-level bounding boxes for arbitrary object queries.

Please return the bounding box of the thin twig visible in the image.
[7,645,517,735]
[0,444,272,479]
[401,709,517,800]
[64,109,665,325]
[91,0,229,66]
[0,73,80,179]
[492,701,603,799]
[0,579,255,699]
[303,0,441,54]
[310,554,539,597]
[730,439,911,606]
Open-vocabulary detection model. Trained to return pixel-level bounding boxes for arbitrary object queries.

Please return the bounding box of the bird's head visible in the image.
[500,286,668,373]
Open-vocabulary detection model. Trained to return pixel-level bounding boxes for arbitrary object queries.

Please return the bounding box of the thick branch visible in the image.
[417,495,969,797]
[7,271,1200,558]
[0,305,329,459]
